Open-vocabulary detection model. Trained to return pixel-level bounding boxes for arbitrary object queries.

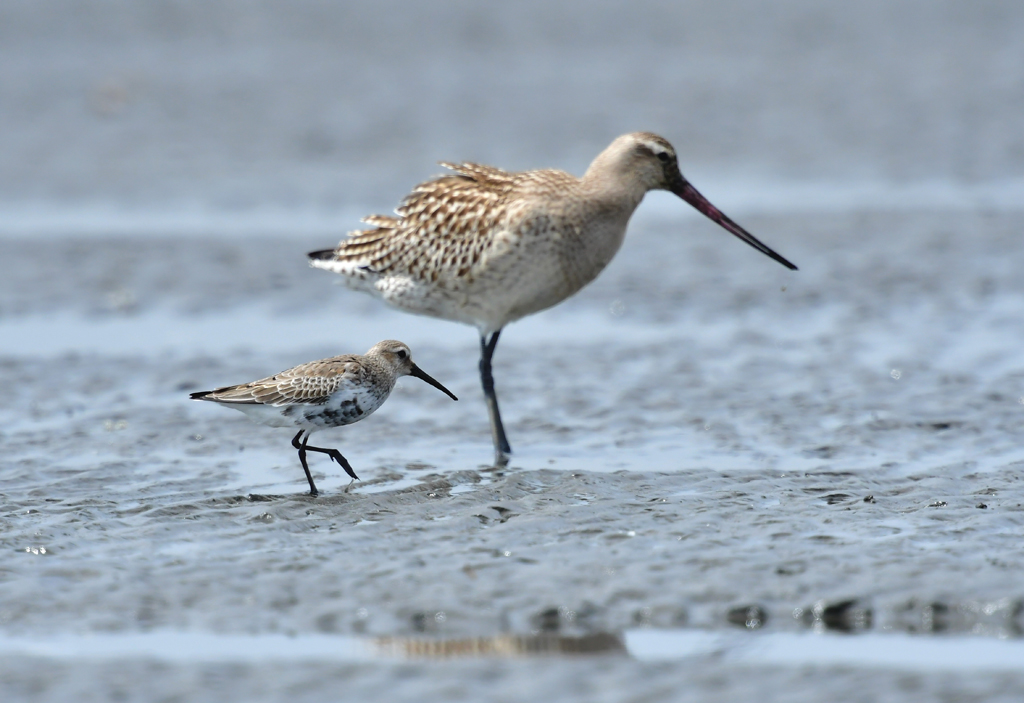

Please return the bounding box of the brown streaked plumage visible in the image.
[309,132,797,465]
[189,340,457,496]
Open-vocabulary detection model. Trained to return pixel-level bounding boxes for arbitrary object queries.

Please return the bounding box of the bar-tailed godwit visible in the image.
[309,132,796,465]
[189,340,458,495]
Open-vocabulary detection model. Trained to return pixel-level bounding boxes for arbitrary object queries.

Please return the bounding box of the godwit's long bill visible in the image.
[309,132,797,465]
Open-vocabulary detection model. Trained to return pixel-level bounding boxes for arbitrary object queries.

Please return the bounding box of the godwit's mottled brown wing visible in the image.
[310,163,568,284]
[190,356,363,406]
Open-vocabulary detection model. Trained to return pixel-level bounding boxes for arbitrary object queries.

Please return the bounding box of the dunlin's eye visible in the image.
[396,349,408,360]
[656,151,671,163]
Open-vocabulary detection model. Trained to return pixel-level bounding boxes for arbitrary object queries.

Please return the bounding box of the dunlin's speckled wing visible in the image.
[194,356,364,407]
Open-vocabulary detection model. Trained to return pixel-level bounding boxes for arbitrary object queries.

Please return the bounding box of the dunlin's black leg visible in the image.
[291,430,319,496]
[301,438,359,480]
[480,330,511,466]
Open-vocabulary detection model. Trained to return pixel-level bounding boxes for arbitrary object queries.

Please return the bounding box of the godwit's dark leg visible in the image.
[480,330,511,465]
[300,438,359,480]
[291,430,319,496]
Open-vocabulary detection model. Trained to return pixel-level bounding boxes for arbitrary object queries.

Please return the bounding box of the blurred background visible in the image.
[3,0,1022,227]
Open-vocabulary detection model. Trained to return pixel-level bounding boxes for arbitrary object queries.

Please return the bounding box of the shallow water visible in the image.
[3,628,1024,669]
[4,1,1024,701]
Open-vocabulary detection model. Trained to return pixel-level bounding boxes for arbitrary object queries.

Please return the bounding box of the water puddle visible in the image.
[350,477,424,495]
[1,629,1022,671]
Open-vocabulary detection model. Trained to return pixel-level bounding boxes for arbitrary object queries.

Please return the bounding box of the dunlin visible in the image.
[189,340,457,495]
[310,132,796,464]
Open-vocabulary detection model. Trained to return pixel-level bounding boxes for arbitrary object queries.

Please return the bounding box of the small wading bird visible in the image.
[309,132,797,465]
[189,340,457,495]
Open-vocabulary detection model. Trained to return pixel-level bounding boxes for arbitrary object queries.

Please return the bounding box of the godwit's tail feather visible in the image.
[308,220,399,277]
[308,161,522,281]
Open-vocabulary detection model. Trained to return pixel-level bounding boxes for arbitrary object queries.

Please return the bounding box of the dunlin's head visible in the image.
[591,132,798,270]
[367,340,458,400]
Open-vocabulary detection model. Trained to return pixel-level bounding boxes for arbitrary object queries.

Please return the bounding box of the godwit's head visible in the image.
[589,132,798,270]
[367,340,458,400]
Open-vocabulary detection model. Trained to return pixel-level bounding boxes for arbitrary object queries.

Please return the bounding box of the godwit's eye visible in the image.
[656,151,671,163]
[396,349,408,360]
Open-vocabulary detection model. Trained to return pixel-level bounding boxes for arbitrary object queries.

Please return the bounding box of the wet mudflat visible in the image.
[4,0,1024,699]
[2,210,1024,701]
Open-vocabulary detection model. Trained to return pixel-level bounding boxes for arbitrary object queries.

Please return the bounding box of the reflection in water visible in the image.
[796,599,872,633]
[727,605,768,630]
[374,633,625,658]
